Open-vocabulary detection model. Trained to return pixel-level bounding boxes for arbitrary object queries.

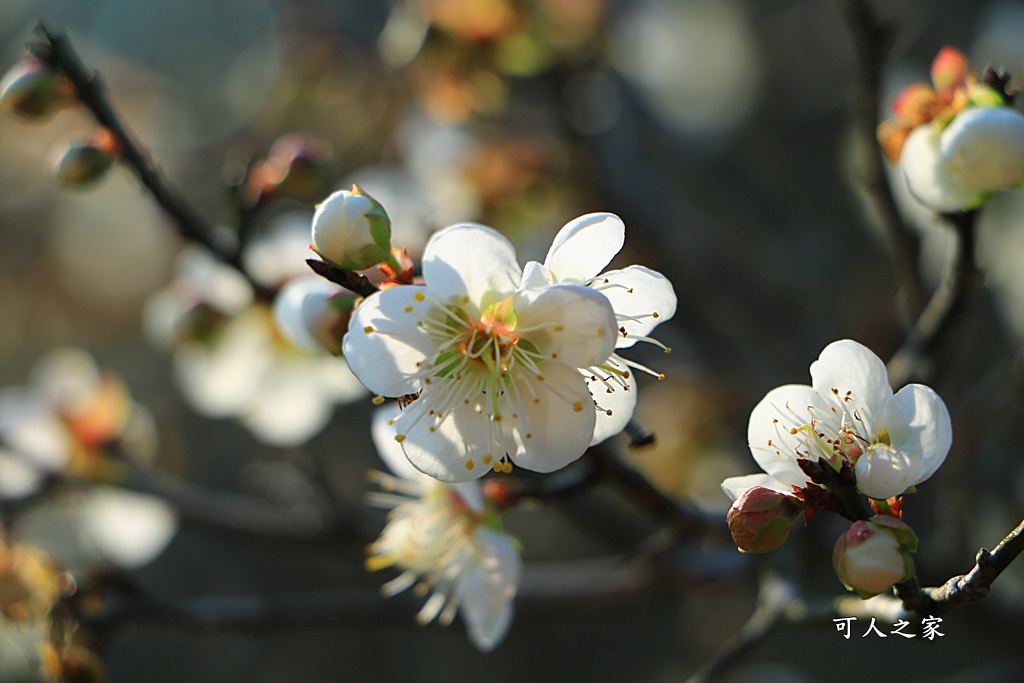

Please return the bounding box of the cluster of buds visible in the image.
[878,46,1024,212]
[1,52,121,187]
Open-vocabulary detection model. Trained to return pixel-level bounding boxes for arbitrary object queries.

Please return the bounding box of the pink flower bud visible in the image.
[833,517,916,598]
[726,486,803,553]
[930,46,968,93]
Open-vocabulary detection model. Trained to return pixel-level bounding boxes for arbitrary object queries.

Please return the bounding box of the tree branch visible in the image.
[34,24,275,300]
[896,518,1024,616]
[886,210,979,386]
[835,0,923,318]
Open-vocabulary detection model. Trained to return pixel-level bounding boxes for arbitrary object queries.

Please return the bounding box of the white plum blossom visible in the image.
[519,213,677,445]
[344,223,619,482]
[146,240,365,447]
[722,340,952,502]
[18,487,178,572]
[367,405,520,652]
[0,348,157,499]
[901,105,1024,212]
[273,276,355,355]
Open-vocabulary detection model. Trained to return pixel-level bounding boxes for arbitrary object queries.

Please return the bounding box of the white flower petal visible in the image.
[900,125,975,212]
[940,106,1024,194]
[372,403,430,485]
[0,390,69,497]
[513,285,617,369]
[854,444,928,500]
[81,488,178,569]
[594,265,677,348]
[882,383,952,483]
[459,526,520,652]
[746,384,823,488]
[518,260,551,289]
[343,286,437,397]
[273,277,341,353]
[31,348,102,410]
[721,473,792,501]
[173,314,271,418]
[809,340,892,415]
[397,401,494,483]
[543,213,625,284]
[422,224,521,310]
[586,362,638,446]
[508,362,596,473]
[241,355,335,447]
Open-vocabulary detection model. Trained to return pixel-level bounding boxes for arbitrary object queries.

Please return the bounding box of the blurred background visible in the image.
[2,0,1024,681]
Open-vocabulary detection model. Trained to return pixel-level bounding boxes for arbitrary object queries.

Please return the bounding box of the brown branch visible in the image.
[588,444,721,538]
[835,0,923,318]
[886,211,979,386]
[305,258,380,298]
[896,518,1024,617]
[34,24,275,300]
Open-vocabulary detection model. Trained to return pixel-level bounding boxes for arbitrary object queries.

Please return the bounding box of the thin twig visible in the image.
[686,572,796,683]
[85,588,412,635]
[886,211,979,386]
[835,0,923,319]
[588,444,720,537]
[118,464,352,541]
[896,518,1024,617]
[35,24,274,300]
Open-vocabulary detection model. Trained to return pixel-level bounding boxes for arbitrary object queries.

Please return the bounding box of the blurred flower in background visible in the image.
[146,224,366,447]
[367,404,521,652]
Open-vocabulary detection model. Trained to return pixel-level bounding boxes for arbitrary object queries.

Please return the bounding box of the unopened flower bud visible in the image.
[273,276,356,354]
[245,133,334,207]
[726,486,804,553]
[941,105,1024,194]
[311,185,392,271]
[0,57,74,120]
[53,138,116,187]
[833,516,916,598]
[930,46,968,93]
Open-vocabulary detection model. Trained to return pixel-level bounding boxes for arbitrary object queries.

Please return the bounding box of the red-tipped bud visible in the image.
[833,516,917,598]
[726,486,804,553]
[931,46,968,93]
[53,136,117,187]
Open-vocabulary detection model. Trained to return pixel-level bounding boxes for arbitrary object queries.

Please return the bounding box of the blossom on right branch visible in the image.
[722,340,952,503]
[366,405,520,652]
[878,46,1024,212]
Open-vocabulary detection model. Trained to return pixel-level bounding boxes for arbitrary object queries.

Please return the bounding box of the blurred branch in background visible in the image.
[34,23,276,299]
[835,0,923,319]
[887,210,980,386]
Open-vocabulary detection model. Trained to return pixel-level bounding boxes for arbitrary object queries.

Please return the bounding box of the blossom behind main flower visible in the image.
[344,223,618,482]
[367,405,520,652]
[722,340,952,502]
